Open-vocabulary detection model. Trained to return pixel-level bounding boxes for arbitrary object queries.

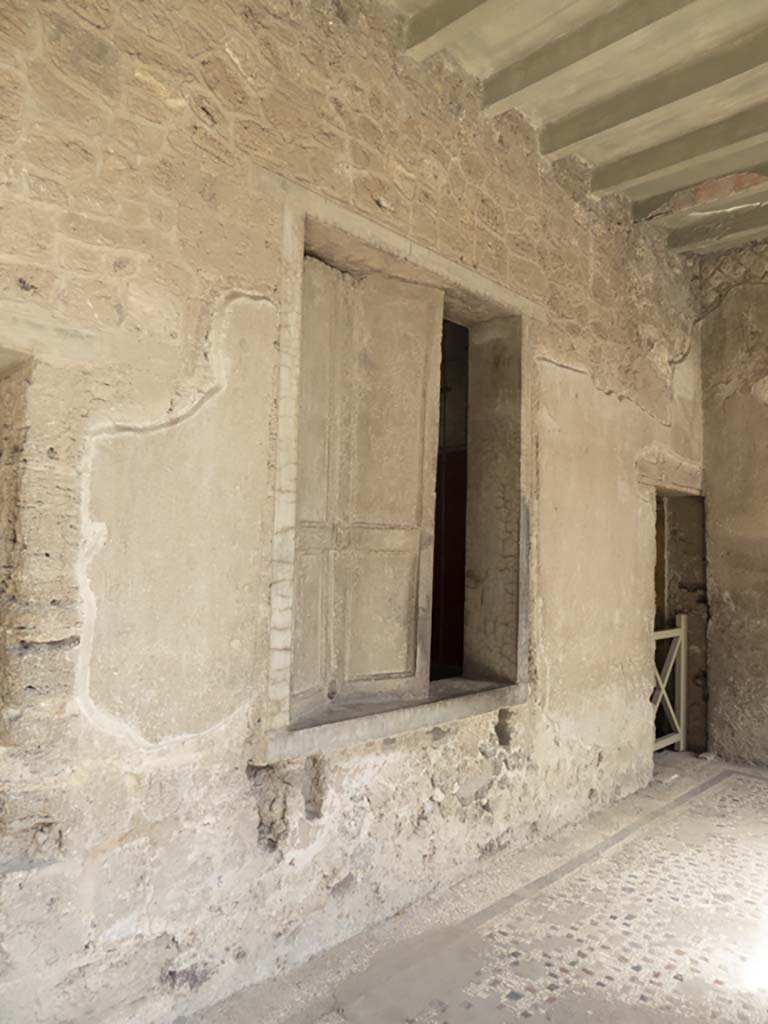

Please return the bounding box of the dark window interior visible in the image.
[430,321,469,681]
[655,496,667,632]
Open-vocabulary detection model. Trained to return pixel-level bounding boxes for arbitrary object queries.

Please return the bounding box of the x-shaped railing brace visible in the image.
[652,634,681,734]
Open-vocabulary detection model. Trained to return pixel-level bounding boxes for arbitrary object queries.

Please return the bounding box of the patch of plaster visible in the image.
[537,351,674,427]
[75,292,277,748]
[635,444,702,495]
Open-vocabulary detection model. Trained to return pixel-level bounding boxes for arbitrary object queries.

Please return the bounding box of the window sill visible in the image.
[263,679,528,761]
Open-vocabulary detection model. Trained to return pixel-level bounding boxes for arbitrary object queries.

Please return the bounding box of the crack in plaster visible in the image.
[689,201,764,218]
[537,352,673,427]
[635,444,702,496]
[697,277,768,321]
[535,356,589,376]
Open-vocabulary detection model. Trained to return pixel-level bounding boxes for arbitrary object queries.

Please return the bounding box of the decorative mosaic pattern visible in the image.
[408,774,768,1023]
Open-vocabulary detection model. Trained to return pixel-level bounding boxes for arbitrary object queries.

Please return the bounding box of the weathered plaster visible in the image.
[79,295,276,744]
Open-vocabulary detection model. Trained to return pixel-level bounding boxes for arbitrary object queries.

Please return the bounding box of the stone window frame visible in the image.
[256,187,543,762]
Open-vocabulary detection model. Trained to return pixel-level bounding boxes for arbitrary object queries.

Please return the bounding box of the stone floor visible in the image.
[179,753,768,1024]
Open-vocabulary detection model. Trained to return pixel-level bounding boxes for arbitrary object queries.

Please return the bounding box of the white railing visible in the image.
[653,613,688,752]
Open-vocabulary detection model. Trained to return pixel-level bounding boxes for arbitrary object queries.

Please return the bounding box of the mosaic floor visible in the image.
[181,757,768,1024]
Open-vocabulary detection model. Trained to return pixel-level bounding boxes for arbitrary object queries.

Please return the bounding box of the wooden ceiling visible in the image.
[388,0,768,253]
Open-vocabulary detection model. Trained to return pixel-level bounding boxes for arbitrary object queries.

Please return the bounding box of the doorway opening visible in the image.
[654,493,709,751]
[430,321,469,681]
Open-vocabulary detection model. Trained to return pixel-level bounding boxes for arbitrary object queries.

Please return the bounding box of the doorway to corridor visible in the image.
[654,494,709,752]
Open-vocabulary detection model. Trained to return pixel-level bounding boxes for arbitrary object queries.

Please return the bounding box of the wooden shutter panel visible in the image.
[292,257,443,720]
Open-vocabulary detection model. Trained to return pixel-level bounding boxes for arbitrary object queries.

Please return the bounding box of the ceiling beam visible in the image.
[405,0,492,62]
[668,201,768,253]
[542,24,768,157]
[592,101,768,194]
[634,166,768,222]
[621,137,768,202]
[483,0,696,117]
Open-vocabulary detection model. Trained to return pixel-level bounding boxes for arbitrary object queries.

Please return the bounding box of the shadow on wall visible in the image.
[0,351,32,740]
[702,274,768,766]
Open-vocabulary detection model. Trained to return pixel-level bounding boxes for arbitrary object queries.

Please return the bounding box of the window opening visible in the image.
[430,321,469,681]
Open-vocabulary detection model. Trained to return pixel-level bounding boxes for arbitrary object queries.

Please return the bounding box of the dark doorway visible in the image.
[430,321,469,681]
[654,497,667,631]
[653,494,709,751]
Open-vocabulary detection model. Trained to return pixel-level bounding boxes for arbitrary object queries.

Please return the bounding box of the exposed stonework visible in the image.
[699,241,768,765]
[0,2,702,1023]
[0,358,28,717]
[696,239,768,315]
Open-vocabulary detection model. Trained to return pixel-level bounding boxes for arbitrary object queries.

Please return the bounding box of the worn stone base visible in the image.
[179,753,768,1024]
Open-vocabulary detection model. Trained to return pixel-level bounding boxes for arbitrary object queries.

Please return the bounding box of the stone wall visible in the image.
[0,2,701,1022]
[0,357,28,722]
[698,242,768,764]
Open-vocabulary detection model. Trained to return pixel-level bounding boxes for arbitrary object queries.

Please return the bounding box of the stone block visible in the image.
[63,0,114,29]
[176,198,280,290]
[60,211,153,252]
[25,121,98,180]
[54,274,125,328]
[0,202,56,262]
[200,53,250,111]
[0,67,23,144]
[28,61,110,136]
[0,263,56,306]
[0,0,37,63]
[42,10,122,99]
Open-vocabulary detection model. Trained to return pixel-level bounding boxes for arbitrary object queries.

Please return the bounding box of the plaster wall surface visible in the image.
[699,244,768,764]
[464,318,521,685]
[0,2,701,1022]
[88,297,276,742]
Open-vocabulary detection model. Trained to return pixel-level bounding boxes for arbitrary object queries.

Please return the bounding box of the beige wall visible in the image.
[0,2,701,1022]
[699,245,768,765]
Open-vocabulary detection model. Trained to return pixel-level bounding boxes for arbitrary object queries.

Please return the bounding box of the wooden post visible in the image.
[675,613,688,751]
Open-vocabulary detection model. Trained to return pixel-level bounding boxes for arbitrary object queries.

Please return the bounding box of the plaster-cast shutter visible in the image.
[292,257,443,719]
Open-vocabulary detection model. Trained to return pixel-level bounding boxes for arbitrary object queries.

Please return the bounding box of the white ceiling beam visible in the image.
[406,0,494,62]
[634,164,768,222]
[483,0,697,117]
[669,201,768,253]
[542,24,768,157]
[592,101,768,194]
